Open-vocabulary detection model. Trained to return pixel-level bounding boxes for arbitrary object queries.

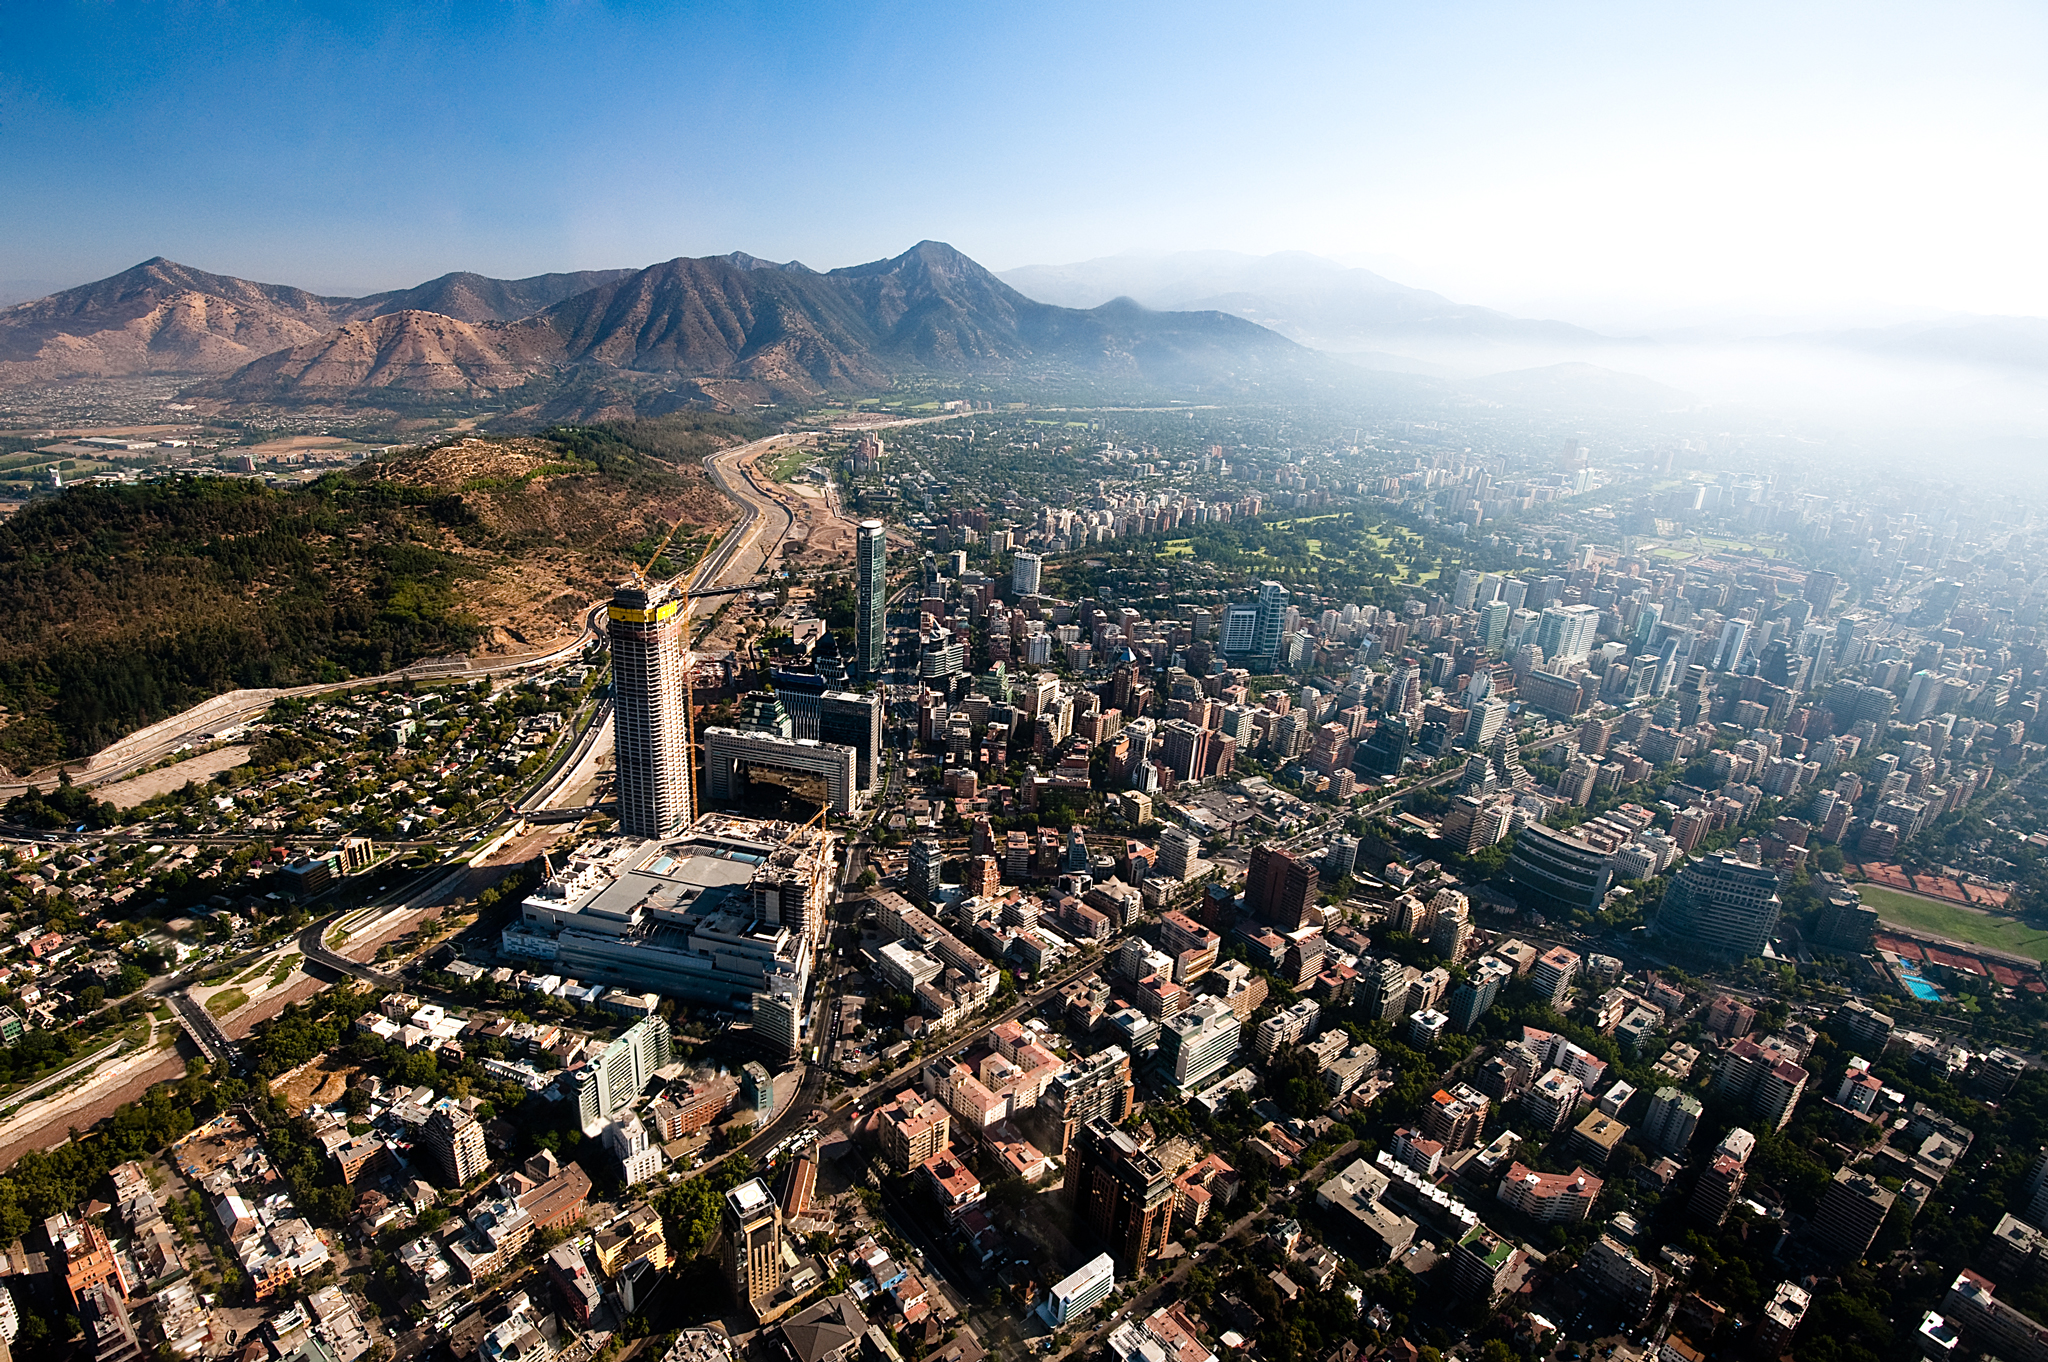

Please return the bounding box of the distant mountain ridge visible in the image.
[0,258,635,385]
[998,249,1614,353]
[0,243,1334,409]
[198,241,1331,409]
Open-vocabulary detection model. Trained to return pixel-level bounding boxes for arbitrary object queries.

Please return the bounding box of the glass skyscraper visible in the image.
[855,519,888,682]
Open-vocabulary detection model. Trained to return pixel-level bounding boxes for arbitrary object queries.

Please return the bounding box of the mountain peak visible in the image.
[718,251,812,273]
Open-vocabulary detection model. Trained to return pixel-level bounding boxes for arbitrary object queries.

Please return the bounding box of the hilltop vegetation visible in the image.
[0,413,755,771]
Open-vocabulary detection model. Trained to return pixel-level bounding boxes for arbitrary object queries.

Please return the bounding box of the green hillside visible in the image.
[0,413,759,772]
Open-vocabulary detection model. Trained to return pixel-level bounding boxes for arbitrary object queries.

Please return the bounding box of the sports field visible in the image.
[1859,883,2048,962]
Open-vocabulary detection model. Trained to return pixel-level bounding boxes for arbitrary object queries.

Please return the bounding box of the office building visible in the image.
[424,1108,490,1187]
[1163,997,1242,1090]
[818,691,883,791]
[1537,604,1601,665]
[572,1016,673,1129]
[1507,825,1613,920]
[1011,551,1043,597]
[1811,1167,1896,1262]
[1245,844,1319,931]
[1069,1119,1175,1270]
[855,521,887,681]
[1252,581,1289,659]
[1463,698,1508,749]
[907,838,944,904]
[702,727,862,814]
[1040,1254,1115,1327]
[1043,1047,1136,1154]
[1354,720,1410,777]
[609,580,694,838]
[723,1178,784,1312]
[1713,618,1751,671]
[1654,853,1783,959]
[1219,604,1258,655]
[1479,600,1513,651]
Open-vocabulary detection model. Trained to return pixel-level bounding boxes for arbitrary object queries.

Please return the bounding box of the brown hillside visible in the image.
[221,311,562,396]
[0,259,633,385]
[359,435,734,653]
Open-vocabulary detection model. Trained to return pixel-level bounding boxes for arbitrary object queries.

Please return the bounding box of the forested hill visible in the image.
[0,413,755,772]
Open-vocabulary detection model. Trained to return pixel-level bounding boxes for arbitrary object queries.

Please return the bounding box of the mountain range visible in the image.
[11,243,2046,435]
[0,244,1335,411]
[0,258,634,387]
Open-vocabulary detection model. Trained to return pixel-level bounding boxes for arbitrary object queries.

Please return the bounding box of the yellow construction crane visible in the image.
[670,534,722,817]
[799,803,835,935]
[634,519,686,584]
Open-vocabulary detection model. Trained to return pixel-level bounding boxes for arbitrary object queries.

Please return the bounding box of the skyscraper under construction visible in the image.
[609,579,693,838]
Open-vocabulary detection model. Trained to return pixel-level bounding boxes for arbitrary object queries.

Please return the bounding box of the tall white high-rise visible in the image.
[1220,604,1259,654]
[1714,619,1751,672]
[1253,581,1289,659]
[609,580,693,838]
[856,520,888,682]
[1478,600,1513,651]
[1537,604,1601,665]
[1012,550,1043,597]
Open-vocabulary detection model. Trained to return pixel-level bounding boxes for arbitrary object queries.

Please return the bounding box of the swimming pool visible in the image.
[1902,975,1943,1002]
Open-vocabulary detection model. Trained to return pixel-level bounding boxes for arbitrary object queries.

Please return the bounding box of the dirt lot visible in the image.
[273,1057,360,1115]
[99,746,252,808]
[170,1114,259,1178]
[244,435,360,457]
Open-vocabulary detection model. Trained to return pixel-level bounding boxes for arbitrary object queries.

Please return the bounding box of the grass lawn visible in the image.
[205,988,250,1018]
[268,955,301,987]
[767,444,817,482]
[1858,884,2048,962]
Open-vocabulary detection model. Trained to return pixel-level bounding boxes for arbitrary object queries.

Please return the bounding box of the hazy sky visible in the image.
[5,1,2043,324]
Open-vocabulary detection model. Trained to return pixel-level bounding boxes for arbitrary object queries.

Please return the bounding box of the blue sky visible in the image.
[4,1,2044,321]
